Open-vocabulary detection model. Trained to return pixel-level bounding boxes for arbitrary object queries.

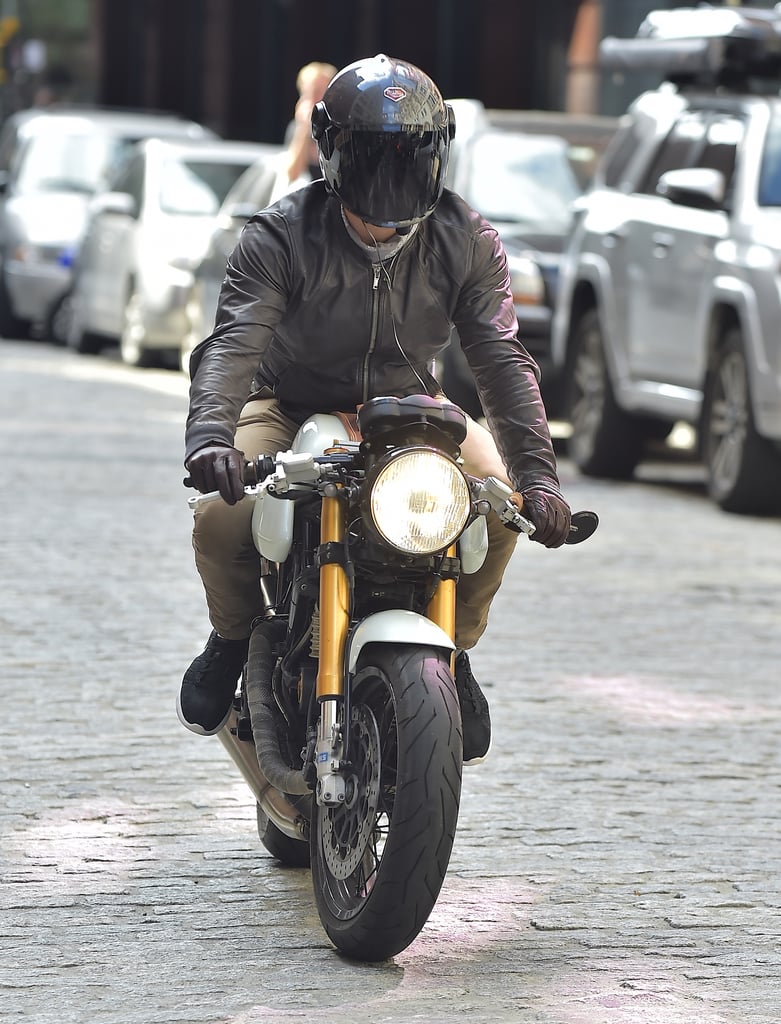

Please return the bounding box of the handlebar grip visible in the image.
[183,455,277,492]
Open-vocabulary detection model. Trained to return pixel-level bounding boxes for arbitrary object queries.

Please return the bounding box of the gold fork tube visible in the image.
[426,543,457,647]
[316,493,350,699]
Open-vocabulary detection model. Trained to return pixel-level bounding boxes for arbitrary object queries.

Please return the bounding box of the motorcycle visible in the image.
[187,393,597,961]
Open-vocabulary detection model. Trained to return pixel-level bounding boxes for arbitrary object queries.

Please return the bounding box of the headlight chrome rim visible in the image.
[366,447,471,556]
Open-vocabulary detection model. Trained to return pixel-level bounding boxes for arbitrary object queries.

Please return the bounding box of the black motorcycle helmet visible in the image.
[311,54,456,230]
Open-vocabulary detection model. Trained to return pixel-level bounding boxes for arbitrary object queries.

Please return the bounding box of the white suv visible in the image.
[552,5,781,514]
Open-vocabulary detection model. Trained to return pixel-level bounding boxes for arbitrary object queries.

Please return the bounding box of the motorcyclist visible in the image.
[179,54,572,764]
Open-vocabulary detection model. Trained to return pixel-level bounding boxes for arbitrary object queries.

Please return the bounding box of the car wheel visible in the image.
[46,291,75,346]
[119,287,153,367]
[0,267,30,340]
[702,327,781,515]
[179,281,203,376]
[65,293,106,355]
[565,308,645,478]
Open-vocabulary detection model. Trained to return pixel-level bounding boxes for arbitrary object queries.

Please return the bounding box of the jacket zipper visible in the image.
[361,263,383,404]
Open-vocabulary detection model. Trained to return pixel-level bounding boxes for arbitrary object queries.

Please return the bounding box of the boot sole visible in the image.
[176,689,232,737]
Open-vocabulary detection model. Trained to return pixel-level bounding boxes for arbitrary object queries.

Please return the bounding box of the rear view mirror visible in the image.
[656,167,726,210]
[90,190,137,217]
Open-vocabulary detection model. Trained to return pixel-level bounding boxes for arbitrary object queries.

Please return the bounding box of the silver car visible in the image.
[553,5,781,514]
[0,107,215,342]
[68,137,272,367]
[179,145,282,374]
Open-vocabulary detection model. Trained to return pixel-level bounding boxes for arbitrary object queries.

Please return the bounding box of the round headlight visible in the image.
[368,449,471,556]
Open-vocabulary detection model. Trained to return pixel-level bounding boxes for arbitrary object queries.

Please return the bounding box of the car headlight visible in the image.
[508,253,545,305]
[367,448,471,556]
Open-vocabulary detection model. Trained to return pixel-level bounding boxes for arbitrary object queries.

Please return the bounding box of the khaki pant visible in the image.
[192,399,518,650]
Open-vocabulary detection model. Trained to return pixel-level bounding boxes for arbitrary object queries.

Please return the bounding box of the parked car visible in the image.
[552,4,781,514]
[438,107,618,418]
[179,145,283,374]
[67,137,274,366]
[0,106,216,342]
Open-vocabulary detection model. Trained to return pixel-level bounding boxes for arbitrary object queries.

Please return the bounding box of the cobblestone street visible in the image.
[1,342,779,1024]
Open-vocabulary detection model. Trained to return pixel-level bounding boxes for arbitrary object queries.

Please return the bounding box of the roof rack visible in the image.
[599,5,781,92]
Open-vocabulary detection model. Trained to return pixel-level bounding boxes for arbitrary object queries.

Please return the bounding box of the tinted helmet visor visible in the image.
[325,126,449,228]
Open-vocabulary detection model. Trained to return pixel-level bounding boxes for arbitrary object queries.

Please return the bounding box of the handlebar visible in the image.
[185,464,599,545]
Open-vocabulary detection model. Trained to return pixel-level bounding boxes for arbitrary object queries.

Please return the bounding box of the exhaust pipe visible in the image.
[217,709,307,840]
[216,618,309,841]
[245,619,311,797]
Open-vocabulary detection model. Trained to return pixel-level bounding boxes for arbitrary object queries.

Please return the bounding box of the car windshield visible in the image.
[16,131,127,195]
[159,157,254,215]
[461,131,581,232]
[757,108,781,206]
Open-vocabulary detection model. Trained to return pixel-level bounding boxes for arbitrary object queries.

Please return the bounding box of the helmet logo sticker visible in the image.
[384,86,407,102]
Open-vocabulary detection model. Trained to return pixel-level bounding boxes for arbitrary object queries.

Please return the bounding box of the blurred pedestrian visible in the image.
[269,60,337,202]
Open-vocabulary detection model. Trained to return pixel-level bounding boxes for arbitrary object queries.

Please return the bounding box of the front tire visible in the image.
[565,308,645,478]
[310,645,462,961]
[66,292,107,355]
[119,287,153,367]
[701,328,781,514]
[47,291,74,346]
[0,268,30,340]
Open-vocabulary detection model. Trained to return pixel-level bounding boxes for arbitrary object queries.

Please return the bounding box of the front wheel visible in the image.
[310,645,462,961]
[0,268,30,340]
[565,308,645,478]
[46,290,74,346]
[701,328,781,514]
[119,288,153,367]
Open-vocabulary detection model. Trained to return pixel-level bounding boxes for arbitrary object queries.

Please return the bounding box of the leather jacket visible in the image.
[186,181,562,495]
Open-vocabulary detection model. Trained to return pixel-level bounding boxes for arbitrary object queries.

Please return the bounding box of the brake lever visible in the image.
[481,476,598,544]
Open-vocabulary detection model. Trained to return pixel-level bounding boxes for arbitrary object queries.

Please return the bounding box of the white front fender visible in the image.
[347,610,455,672]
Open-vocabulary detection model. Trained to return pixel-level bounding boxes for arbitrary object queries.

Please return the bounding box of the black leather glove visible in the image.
[186,444,246,505]
[521,487,572,548]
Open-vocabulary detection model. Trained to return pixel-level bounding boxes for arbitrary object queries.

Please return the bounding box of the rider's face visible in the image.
[342,207,397,245]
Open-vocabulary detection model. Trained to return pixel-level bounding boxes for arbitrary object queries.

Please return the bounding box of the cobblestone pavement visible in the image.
[1,341,779,1024]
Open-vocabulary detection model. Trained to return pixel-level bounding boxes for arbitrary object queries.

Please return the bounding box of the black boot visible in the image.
[454,650,491,765]
[177,631,249,735]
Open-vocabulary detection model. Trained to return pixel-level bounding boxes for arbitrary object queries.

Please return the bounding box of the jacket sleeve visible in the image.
[453,220,563,496]
[185,212,292,461]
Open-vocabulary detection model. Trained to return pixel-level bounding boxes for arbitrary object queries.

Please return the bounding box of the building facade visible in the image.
[3,1,767,141]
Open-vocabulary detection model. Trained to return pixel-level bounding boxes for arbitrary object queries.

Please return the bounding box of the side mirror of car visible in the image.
[221,201,258,221]
[656,167,726,211]
[89,190,137,218]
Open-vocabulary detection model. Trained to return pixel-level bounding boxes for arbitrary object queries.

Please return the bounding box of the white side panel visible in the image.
[252,492,294,561]
[459,516,488,574]
[251,414,352,560]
